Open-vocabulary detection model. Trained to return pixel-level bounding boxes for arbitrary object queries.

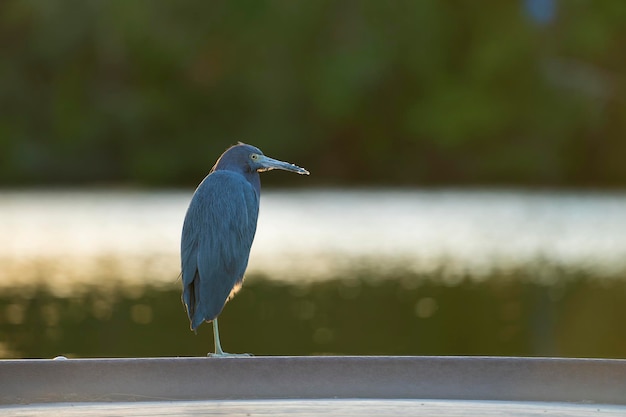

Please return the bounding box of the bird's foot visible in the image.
[207,352,253,358]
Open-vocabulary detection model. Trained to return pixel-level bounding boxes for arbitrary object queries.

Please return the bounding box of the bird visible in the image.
[180,143,309,356]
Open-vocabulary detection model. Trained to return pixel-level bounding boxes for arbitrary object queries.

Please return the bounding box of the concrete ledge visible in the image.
[1,356,625,405]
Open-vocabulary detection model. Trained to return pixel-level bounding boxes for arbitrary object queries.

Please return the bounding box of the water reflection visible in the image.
[257,189,626,279]
[1,273,626,359]
[1,189,626,291]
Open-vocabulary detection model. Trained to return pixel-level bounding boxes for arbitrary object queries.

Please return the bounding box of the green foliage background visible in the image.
[1,0,626,187]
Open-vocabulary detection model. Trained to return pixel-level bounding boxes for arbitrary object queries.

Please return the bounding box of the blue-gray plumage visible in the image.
[181,143,309,356]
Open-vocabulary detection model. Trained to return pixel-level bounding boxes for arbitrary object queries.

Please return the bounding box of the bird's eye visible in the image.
[251,154,259,160]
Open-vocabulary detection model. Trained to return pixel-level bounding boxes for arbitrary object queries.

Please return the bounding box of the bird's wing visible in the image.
[181,171,259,330]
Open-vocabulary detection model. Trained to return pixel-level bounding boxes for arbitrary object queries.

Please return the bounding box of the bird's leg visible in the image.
[211,317,225,355]
[207,318,252,357]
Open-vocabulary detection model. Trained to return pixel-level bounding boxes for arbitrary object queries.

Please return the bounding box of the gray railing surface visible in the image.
[1,356,625,405]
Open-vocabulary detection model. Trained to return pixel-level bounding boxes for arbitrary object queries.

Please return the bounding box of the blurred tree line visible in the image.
[1,0,625,187]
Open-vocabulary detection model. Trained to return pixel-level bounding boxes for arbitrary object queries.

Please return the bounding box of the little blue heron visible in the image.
[181,143,309,356]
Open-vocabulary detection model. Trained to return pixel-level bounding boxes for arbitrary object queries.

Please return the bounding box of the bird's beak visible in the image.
[256,155,310,175]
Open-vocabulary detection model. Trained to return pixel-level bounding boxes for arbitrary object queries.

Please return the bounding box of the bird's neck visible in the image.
[248,173,261,196]
[212,166,261,196]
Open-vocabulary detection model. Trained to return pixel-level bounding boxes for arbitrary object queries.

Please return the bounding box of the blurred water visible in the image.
[2,189,626,358]
[1,189,626,291]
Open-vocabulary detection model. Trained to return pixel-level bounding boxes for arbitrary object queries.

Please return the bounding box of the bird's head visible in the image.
[213,143,310,176]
